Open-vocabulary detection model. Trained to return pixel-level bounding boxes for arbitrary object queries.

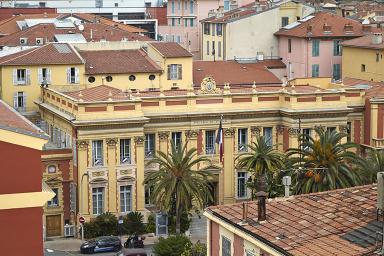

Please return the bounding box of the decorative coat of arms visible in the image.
[198,76,221,94]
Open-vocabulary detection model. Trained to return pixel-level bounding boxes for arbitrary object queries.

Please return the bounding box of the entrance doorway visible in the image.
[206,181,218,206]
[46,215,61,237]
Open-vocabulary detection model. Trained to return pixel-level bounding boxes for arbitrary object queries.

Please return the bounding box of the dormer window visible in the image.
[323,24,332,34]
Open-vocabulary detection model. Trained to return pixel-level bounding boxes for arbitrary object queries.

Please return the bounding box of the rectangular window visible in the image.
[211,24,216,36]
[120,185,132,213]
[203,23,210,35]
[288,39,292,53]
[312,40,320,57]
[302,128,311,151]
[178,18,181,25]
[92,187,104,215]
[145,185,154,205]
[67,67,79,84]
[333,64,341,80]
[190,18,194,27]
[190,0,193,14]
[167,64,182,80]
[212,41,215,56]
[312,64,320,77]
[92,140,103,166]
[14,68,29,85]
[120,139,131,164]
[282,17,289,27]
[14,91,26,110]
[218,41,222,57]
[216,24,222,36]
[171,0,175,13]
[347,122,352,142]
[263,127,273,147]
[206,41,210,56]
[47,188,59,207]
[377,53,380,62]
[333,40,342,56]
[205,130,216,154]
[172,132,182,150]
[224,0,230,11]
[361,64,366,72]
[237,172,248,198]
[222,236,231,256]
[238,128,248,152]
[178,0,180,10]
[171,18,175,26]
[184,18,188,27]
[145,133,155,158]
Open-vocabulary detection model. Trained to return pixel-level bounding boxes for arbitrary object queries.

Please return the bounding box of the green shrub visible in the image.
[146,214,156,234]
[181,241,207,256]
[122,211,146,235]
[83,212,118,238]
[168,211,191,234]
[153,235,192,256]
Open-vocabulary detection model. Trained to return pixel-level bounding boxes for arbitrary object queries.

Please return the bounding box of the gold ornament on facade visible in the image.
[93,171,104,177]
[134,136,145,145]
[288,127,300,137]
[276,125,285,135]
[77,140,89,150]
[198,76,221,94]
[251,126,261,136]
[158,131,170,141]
[120,169,131,175]
[185,130,199,139]
[224,128,235,137]
[106,138,117,148]
[339,125,348,134]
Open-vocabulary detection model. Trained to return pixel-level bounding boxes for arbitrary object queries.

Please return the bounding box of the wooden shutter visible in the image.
[13,92,18,108]
[38,68,42,84]
[22,93,27,109]
[13,69,17,85]
[75,67,80,84]
[26,69,31,85]
[167,65,171,80]
[177,64,182,80]
[66,68,71,84]
[47,68,51,84]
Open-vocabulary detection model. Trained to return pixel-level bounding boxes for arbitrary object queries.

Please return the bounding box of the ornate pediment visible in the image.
[198,76,221,94]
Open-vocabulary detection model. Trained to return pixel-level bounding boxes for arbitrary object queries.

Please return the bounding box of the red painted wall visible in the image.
[378,105,384,139]
[0,207,44,256]
[0,8,57,21]
[233,234,244,256]
[354,120,361,144]
[0,140,42,194]
[197,130,203,155]
[364,98,371,145]
[283,128,289,151]
[210,220,220,256]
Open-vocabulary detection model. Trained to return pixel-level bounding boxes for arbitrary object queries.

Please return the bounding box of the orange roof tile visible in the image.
[207,185,379,256]
[0,13,61,35]
[342,34,384,50]
[0,100,48,139]
[150,42,193,57]
[79,49,162,75]
[275,12,365,38]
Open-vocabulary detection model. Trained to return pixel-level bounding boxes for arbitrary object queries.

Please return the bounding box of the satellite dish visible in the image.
[78,24,84,31]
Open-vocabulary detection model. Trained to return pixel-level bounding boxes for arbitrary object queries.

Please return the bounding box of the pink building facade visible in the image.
[278,36,343,79]
[158,0,254,57]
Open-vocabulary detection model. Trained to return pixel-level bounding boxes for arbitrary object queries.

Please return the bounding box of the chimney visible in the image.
[242,202,248,224]
[344,24,354,33]
[256,191,267,222]
[323,23,331,33]
[307,25,312,33]
[372,33,383,45]
[377,172,384,212]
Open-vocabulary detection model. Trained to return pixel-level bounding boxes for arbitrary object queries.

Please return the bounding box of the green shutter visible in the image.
[312,40,319,57]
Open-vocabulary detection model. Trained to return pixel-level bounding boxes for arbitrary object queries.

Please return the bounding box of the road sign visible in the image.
[79,216,85,224]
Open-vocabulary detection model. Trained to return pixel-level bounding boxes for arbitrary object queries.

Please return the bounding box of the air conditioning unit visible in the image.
[20,38,28,45]
[36,38,43,45]
[377,172,384,211]
[64,224,75,237]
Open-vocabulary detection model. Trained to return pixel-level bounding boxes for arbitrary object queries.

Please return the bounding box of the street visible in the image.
[44,245,154,256]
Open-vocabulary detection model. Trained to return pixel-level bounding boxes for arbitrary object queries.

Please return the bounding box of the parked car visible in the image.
[80,236,122,254]
[116,248,147,256]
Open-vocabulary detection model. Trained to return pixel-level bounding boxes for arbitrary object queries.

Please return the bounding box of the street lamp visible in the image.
[40,79,49,103]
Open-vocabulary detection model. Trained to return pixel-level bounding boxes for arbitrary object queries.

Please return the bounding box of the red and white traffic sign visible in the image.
[79,216,85,224]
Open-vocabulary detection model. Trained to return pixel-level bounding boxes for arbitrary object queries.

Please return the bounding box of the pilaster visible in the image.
[223,128,235,204]
[134,136,145,211]
[158,131,169,154]
[77,140,89,216]
[106,138,117,213]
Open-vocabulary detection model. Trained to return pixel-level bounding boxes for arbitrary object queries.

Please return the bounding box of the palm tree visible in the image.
[236,136,285,195]
[144,141,212,234]
[287,127,364,194]
[361,149,384,183]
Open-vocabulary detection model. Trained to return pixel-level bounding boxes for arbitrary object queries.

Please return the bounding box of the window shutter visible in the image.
[38,68,42,84]
[13,69,17,85]
[22,93,27,108]
[167,65,171,80]
[333,41,337,56]
[13,92,18,108]
[92,142,96,165]
[26,69,31,85]
[177,64,182,80]
[66,68,71,84]
[47,68,51,84]
[75,67,80,84]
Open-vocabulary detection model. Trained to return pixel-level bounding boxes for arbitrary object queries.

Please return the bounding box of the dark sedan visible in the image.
[80,236,122,254]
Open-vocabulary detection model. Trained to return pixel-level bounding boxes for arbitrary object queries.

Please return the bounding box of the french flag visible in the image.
[216,116,223,163]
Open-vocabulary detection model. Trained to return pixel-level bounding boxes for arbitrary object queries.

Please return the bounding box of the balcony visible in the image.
[372,138,384,148]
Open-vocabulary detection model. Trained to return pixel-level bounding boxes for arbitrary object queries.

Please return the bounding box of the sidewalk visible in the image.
[44,235,158,252]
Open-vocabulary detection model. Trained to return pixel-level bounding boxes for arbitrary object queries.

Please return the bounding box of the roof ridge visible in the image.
[0,45,42,65]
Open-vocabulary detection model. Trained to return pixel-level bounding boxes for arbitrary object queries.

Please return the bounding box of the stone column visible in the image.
[223,128,235,204]
[77,140,90,217]
[106,138,117,214]
[288,127,300,151]
[134,136,145,212]
[276,125,285,152]
[186,129,199,160]
[158,131,169,155]
[250,126,261,144]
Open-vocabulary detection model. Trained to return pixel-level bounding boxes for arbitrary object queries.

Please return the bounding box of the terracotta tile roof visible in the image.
[0,22,152,47]
[0,13,61,35]
[0,43,83,65]
[0,100,48,139]
[60,13,146,33]
[342,34,384,50]
[207,184,379,256]
[64,85,122,101]
[149,42,193,57]
[79,49,162,75]
[275,12,365,38]
[193,60,284,86]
